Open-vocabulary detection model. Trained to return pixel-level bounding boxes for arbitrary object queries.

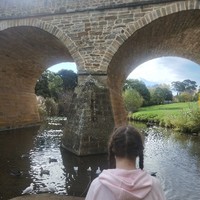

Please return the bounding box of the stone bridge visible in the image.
[0,0,200,155]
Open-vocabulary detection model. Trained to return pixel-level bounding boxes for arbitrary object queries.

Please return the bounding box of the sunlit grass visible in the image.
[132,102,200,134]
[132,102,194,123]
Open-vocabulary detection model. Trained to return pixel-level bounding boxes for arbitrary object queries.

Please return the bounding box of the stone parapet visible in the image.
[0,0,179,19]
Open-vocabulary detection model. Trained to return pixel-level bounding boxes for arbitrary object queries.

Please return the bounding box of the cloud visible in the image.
[128,57,200,86]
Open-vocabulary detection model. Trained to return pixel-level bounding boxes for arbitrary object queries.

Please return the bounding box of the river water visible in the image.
[0,118,200,200]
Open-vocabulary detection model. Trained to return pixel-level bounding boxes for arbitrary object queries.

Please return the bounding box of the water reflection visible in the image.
[139,125,200,200]
[0,120,200,200]
[0,127,38,199]
[29,124,66,194]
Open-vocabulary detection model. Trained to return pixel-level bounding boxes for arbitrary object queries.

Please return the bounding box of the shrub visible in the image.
[177,92,193,102]
[36,96,47,120]
[167,103,200,133]
[45,98,58,117]
[123,89,143,112]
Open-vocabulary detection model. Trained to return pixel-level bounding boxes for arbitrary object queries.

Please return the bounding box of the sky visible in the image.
[48,56,200,87]
[127,57,200,87]
[49,62,77,73]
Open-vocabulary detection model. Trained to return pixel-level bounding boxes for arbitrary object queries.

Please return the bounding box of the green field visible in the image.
[132,102,197,123]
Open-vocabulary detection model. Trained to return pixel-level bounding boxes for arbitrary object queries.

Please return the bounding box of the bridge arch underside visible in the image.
[0,26,73,130]
[108,10,200,126]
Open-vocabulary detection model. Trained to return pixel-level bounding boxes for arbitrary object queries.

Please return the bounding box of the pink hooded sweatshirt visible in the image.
[85,169,166,200]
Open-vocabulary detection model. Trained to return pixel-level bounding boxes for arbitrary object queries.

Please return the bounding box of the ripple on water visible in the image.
[0,121,200,200]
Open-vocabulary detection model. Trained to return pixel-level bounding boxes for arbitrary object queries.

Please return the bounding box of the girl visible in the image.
[85,125,166,200]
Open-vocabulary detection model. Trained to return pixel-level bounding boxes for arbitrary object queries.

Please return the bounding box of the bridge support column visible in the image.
[62,73,114,156]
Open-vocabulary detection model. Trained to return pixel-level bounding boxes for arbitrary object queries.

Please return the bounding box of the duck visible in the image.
[10,169,23,177]
[87,167,92,172]
[40,167,50,176]
[150,172,157,177]
[49,157,58,163]
[21,154,29,159]
[22,183,34,195]
[73,166,78,176]
[73,166,78,171]
[96,167,101,175]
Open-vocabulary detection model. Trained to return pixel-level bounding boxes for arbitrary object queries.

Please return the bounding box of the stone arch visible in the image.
[0,18,82,130]
[103,0,199,70]
[107,1,200,126]
[0,18,84,69]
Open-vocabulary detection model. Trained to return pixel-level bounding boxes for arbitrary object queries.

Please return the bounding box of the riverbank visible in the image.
[10,194,84,200]
[131,102,200,133]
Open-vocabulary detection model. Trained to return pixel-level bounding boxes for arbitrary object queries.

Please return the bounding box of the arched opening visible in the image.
[123,56,200,113]
[0,26,74,129]
[128,57,200,87]
[35,62,78,118]
[107,10,200,126]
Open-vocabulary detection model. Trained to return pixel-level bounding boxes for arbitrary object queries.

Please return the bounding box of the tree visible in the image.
[182,79,197,94]
[151,87,165,105]
[149,85,173,105]
[161,87,173,102]
[48,71,63,100]
[57,69,78,92]
[35,69,78,117]
[123,79,150,105]
[171,81,185,94]
[171,79,197,95]
[123,89,143,112]
[177,92,193,102]
[35,70,51,98]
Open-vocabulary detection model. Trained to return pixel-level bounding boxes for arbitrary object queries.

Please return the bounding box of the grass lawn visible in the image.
[132,102,197,123]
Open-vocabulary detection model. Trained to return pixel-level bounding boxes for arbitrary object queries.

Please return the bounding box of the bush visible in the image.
[123,89,143,112]
[36,96,47,120]
[45,98,58,117]
[177,92,193,102]
[165,103,200,133]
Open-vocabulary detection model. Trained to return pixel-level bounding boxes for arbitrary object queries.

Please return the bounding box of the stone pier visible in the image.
[62,74,114,155]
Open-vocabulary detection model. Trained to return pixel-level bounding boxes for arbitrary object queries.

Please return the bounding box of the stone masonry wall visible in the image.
[0,1,197,73]
[0,0,178,19]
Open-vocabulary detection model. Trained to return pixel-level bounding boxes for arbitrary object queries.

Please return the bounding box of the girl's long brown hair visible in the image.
[108,125,144,169]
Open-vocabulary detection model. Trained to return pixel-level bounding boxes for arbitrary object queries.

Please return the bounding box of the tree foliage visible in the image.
[123,89,143,112]
[172,79,197,94]
[35,69,78,100]
[57,69,78,91]
[123,79,150,105]
[35,71,51,98]
[151,87,165,105]
[48,71,63,100]
[150,86,173,105]
[35,69,78,117]
[182,79,197,93]
[177,92,193,102]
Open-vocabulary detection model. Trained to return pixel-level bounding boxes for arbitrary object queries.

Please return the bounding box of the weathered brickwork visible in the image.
[0,1,198,72]
[0,0,199,153]
[0,0,179,19]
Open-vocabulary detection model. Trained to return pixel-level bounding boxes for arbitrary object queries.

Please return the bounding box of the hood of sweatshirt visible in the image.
[99,169,152,200]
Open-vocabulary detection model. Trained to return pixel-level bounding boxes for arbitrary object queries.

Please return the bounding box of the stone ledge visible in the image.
[10,194,84,200]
